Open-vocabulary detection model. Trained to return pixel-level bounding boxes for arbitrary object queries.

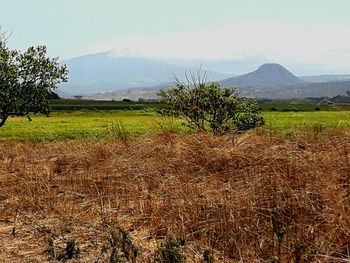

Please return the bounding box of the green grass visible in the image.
[1,110,350,141]
[264,111,350,128]
[0,110,161,141]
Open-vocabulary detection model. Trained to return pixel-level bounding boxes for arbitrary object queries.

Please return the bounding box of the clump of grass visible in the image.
[203,249,214,263]
[45,235,80,262]
[152,116,182,134]
[107,227,139,263]
[154,235,185,263]
[104,120,131,143]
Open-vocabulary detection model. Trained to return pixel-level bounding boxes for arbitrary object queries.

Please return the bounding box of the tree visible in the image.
[157,73,264,134]
[0,31,68,128]
[46,91,61,100]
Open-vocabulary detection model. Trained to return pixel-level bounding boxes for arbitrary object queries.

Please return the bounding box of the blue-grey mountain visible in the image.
[59,52,233,95]
[220,63,350,98]
[221,63,304,87]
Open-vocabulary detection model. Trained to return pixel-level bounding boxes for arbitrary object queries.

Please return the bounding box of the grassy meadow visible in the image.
[0,110,160,141]
[1,101,350,262]
[1,109,350,141]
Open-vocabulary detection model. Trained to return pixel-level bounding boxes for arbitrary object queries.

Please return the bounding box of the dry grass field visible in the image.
[1,131,350,262]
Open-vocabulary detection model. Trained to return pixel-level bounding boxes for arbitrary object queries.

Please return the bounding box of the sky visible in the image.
[1,0,350,74]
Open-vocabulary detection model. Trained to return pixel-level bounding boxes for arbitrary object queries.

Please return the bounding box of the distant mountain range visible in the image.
[59,52,234,95]
[299,75,350,83]
[220,63,350,98]
[58,53,350,99]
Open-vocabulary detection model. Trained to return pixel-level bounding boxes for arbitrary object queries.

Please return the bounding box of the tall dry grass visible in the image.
[0,132,350,262]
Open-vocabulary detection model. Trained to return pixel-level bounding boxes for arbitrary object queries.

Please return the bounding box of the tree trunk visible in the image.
[0,115,8,128]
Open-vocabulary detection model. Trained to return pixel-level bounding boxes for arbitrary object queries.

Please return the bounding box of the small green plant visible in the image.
[45,236,80,262]
[154,235,185,263]
[44,235,55,259]
[107,227,139,263]
[153,115,179,134]
[271,212,286,263]
[106,120,131,143]
[293,243,307,263]
[58,239,80,261]
[203,249,214,263]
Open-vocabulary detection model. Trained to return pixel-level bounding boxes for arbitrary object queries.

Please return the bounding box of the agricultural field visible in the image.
[1,108,350,141]
[0,110,160,141]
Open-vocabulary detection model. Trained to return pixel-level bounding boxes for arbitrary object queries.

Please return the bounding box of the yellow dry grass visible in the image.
[0,132,350,262]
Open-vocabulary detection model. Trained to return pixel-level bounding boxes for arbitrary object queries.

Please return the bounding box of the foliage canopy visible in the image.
[0,31,68,127]
[158,73,264,134]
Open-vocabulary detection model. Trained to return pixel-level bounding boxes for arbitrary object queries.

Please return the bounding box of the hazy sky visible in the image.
[2,0,350,73]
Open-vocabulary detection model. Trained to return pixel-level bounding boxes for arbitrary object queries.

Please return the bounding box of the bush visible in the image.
[157,74,264,134]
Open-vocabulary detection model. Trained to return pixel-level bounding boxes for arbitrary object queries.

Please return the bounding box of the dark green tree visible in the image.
[0,32,68,128]
[157,73,264,134]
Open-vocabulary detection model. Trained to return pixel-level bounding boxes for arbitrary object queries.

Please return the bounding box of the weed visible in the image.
[107,227,139,263]
[293,243,307,263]
[203,249,214,263]
[45,236,80,262]
[153,116,179,134]
[271,211,286,263]
[105,120,131,144]
[154,235,185,263]
[44,235,55,259]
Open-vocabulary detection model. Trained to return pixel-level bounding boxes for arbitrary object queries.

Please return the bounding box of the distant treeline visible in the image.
[49,96,350,112]
[257,95,350,111]
[48,99,162,111]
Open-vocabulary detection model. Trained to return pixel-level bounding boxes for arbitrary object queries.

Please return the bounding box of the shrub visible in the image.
[157,74,264,134]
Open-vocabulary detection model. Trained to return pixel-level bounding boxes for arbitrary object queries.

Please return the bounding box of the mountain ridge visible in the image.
[221,63,304,87]
[57,55,350,99]
[59,52,234,95]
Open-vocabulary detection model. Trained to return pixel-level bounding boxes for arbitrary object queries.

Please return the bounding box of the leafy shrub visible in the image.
[157,74,264,134]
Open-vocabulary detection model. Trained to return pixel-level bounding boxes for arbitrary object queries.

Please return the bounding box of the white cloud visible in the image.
[88,21,350,70]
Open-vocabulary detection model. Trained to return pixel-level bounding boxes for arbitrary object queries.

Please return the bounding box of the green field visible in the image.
[265,111,350,128]
[0,110,161,141]
[1,109,350,141]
